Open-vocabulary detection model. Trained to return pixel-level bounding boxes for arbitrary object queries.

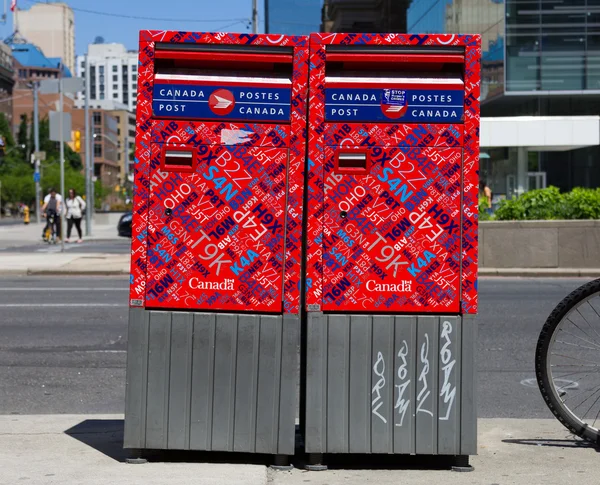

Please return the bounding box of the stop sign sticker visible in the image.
[209,89,236,116]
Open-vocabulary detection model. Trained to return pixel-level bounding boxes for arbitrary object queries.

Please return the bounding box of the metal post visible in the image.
[59,78,65,252]
[124,133,129,177]
[33,81,41,224]
[84,53,92,236]
[252,0,258,34]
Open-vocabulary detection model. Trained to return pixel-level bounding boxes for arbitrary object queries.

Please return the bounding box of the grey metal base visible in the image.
[304,313,477,456]
[124,308,299,455]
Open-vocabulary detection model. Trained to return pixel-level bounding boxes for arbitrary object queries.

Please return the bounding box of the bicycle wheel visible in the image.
[536,278,600,444]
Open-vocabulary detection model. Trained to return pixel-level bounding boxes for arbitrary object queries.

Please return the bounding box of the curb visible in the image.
[479,268,600,277]
[26,268,130,276]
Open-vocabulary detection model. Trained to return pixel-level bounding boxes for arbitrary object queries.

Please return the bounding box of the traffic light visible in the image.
[74,130,81,153]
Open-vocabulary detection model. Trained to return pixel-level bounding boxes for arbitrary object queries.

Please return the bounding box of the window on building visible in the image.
[93,112,102,125]
[123,96,129,104]
[112,75,118,82]
[93,126,101,134]
[99,66,104,74]
[123,65,128,73]
[112,65,118,72]
[80,60,84,69]
[112,84,118,90]
[94,144,102,158]
[113,93,118,98]
[100,93,105,100]
[132,64,137,72]
[129,129,135,137]
[99,75,104,83]
[132,74,137,81]
[117,128,121,135]
[132,83,136,90]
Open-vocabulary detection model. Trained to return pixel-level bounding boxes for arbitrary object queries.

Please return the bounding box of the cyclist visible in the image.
[41,188,62,242]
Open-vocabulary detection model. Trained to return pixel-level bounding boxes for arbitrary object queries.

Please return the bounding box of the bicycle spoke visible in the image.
[568,385,600,412]
[550,353,600,366]
[553,369,599,379]
[558,325,600,351]
[575,306,600,343]
[579,387,600,424]
[564,315,600,349]
[554,339,598,351]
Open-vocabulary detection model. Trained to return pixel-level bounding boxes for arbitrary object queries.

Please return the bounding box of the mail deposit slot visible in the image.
[302,33,480,464]
[125,31,309,459]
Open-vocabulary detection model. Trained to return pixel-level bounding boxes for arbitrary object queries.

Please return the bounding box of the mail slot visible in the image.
[302,33,481,465]
[125,31,309,460]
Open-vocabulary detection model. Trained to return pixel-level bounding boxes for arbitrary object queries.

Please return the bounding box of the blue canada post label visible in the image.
[325,88,464,123]
[153,84,291,122]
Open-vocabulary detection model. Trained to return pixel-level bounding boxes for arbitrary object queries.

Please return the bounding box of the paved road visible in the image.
[0,276,594,416]
[0,239,131,254]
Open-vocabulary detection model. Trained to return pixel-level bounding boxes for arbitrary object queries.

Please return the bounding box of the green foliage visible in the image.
[560,187,600,220]
[0,112,15,147]
[495,186,562,220]
[0,114,86,208]
[0,164,35,206]
[492,186,600,221]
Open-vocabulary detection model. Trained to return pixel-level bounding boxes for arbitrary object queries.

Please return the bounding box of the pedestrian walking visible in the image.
[65,188,86,243]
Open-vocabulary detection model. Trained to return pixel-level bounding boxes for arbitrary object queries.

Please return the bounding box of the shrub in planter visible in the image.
[495,186,562,221]
[560,187,600,220]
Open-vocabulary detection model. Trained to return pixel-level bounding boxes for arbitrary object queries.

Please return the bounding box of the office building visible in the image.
[8,40,73,135]
[76,43,138,112]
[15,2,75,75]
[407,0,504,101]
[0,43,15,125]
[266,0,321,35]
[71,108,120,197]
[321,0,409,33]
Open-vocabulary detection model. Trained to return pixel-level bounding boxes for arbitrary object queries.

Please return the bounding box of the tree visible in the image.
[0,112,15,148]
[17,114,29,161]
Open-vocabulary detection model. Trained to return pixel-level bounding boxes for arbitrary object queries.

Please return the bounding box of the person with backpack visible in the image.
[65,188,86,243]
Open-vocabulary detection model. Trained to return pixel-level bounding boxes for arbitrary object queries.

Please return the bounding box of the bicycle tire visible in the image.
[536,278,600,444]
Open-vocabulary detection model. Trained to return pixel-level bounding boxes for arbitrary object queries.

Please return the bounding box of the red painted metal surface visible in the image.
[130,32,309,314]
[306,33,480,314]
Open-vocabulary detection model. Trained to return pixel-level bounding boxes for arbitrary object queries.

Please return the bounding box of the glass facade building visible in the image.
[265,0,322,35]
[506,0,600,93]
[407,0,505,101]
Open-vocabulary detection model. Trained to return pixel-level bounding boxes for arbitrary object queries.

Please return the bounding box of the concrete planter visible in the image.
[480,220,600,269]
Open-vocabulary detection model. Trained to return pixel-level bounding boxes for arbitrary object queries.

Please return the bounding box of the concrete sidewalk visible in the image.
[0,416,596,485]
[0,252,130,275]
[0,221,120,247]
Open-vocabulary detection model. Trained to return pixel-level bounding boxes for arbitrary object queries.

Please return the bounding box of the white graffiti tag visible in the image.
[416,334,433,416]
[439,321,457,420]
[372,352,387,423]
[394,340,411,427]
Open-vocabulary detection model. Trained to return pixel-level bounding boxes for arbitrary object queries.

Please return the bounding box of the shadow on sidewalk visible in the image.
[63,420,466,469]
[65,419,128,462]
[64,419,279,466]
[503,438,600,451]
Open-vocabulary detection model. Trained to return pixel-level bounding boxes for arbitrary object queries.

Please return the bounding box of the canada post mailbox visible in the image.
[303,33,480,464]
[124,31,308,459]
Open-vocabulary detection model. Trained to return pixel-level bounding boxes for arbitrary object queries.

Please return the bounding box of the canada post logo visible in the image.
[152,84,291,122]
[325,87,464,123]
[381,89,408,119]
[209,89,235,115]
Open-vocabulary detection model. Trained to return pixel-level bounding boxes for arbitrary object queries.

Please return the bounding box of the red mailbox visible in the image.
[305,34,480,314]
[130,33,309,314]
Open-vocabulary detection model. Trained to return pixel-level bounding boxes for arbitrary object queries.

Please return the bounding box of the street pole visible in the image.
[84,53,92,236]
[59,78,65,253]
[252,0,258,34]
[33,81,41,224]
